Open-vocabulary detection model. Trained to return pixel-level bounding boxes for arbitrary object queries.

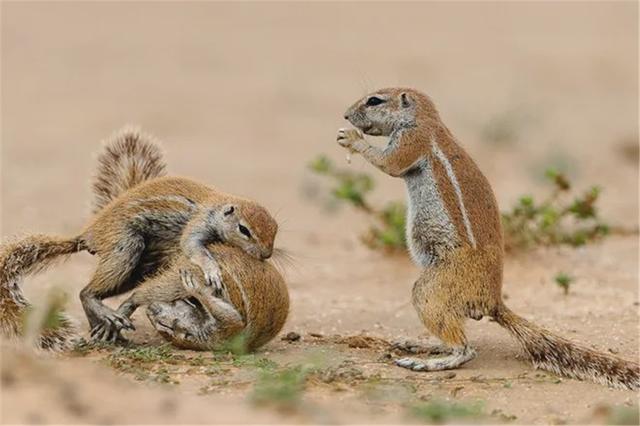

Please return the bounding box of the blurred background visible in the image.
[2,2,637,235]
[1,2,638,424]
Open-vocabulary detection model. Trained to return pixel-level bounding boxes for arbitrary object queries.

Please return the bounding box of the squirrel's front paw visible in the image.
[336,128,363,149]
[180,269,207,295]
[202,263,224,297]
[180,267,225,299]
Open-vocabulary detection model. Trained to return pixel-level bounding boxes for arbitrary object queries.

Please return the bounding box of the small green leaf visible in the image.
[554,272,573,295]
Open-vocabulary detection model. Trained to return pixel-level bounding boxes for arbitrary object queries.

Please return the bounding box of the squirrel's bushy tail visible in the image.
[494,304,639,390]
[0,234,85,350]
[92,126,166,213]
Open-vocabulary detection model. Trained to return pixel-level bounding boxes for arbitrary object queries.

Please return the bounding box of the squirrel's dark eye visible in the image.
[365,96,385,107]
[238,224,252,238]
[224,206,235,216]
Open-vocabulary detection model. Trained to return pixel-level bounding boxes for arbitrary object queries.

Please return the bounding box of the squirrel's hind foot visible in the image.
[395,345,476,372]
[89,308,135,344]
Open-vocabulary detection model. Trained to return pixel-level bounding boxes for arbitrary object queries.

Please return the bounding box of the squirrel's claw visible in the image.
[336,128,363,149]
[180,268,225,298]
[89,311,134,343]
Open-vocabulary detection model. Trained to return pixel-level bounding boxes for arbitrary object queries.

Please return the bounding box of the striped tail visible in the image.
[494,304,639,390]
[0,234,85,350]
[92,126,167,213]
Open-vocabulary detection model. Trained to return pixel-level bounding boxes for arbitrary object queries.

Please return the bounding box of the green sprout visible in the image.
[554,272,574,295]
[309,155,406,251]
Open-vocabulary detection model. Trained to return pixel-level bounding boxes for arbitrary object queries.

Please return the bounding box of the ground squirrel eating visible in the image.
[119,244,289,351]
[0,127,278,347]
[338,87,639,390]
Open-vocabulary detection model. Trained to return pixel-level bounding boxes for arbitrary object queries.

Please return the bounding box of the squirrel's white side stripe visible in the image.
[431,138,477,248]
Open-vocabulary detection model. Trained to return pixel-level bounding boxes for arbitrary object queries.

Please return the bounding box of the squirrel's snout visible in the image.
[259,247,273,260]
[343,106,356,121]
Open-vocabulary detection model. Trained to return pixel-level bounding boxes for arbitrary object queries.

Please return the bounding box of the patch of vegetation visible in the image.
[20,288,69,334]
[250,364,312,411]
[502,169,610,251]
[231,353,278,371]
[108,344,175,363]
[310,155,618,254]
[104,344,180,385]
[409,399,485,424]
[554,272,574,295]
[70,339,112,357]
[605,405,640,425]
[593,404,640,425]
[309,155,406,251]
[215,332,251,355]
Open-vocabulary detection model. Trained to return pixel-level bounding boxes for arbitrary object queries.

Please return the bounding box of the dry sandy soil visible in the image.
[1,2,638,424]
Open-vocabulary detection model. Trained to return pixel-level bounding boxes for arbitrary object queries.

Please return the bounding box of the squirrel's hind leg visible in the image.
[80,234,144,342]
[395,268,477,371]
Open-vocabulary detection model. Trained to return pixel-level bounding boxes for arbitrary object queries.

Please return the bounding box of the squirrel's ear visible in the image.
[400,92,414,108]
[223,205,236,216]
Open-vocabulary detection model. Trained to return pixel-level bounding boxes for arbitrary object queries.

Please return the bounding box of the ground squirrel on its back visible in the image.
[120,243,289,351]
[0,127,281,349]
[338,87,639,390]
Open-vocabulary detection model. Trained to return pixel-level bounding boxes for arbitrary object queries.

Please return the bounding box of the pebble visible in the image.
[281,331,301,342]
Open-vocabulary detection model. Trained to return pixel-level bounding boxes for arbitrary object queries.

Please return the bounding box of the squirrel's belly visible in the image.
[404,161,459,267]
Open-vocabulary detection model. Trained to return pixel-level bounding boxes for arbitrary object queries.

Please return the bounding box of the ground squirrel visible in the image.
[0,127,278,348]
[338,87,639,390]
[119,244,289,351]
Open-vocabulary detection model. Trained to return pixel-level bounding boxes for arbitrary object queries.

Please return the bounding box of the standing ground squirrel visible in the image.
[338,87,639,390]
[0,127,280,348]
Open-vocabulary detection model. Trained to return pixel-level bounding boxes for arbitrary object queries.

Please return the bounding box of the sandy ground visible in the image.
[1,2,638,424]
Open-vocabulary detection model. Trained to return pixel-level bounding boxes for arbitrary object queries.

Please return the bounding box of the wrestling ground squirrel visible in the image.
[0,127,279,347]
[337,87,639,390]
[121,244,289,351]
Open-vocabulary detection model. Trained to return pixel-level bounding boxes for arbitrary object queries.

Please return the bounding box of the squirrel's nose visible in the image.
[260,248,273,260]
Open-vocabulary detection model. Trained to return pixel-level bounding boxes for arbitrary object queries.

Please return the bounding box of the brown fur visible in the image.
[84,175,277,262]
[79,134,278,340]
[341,87,639,390]
[0,126,280,348]
[0,235,85,350]
[92,126,167,213]
[120,244,289,351]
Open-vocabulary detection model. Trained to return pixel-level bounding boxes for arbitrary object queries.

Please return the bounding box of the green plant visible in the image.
[20,288,69,334]
[554,272,573,295]
[107,344,174,364]
[104,344,181,384]
[231,353,278,371]
[250,365,312,411]
[409,399,485,424]
[501,168,610,251]
[605,405,640,425]
[216,332,250,356]
[309,155,406,251]
[310,155,616,254]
